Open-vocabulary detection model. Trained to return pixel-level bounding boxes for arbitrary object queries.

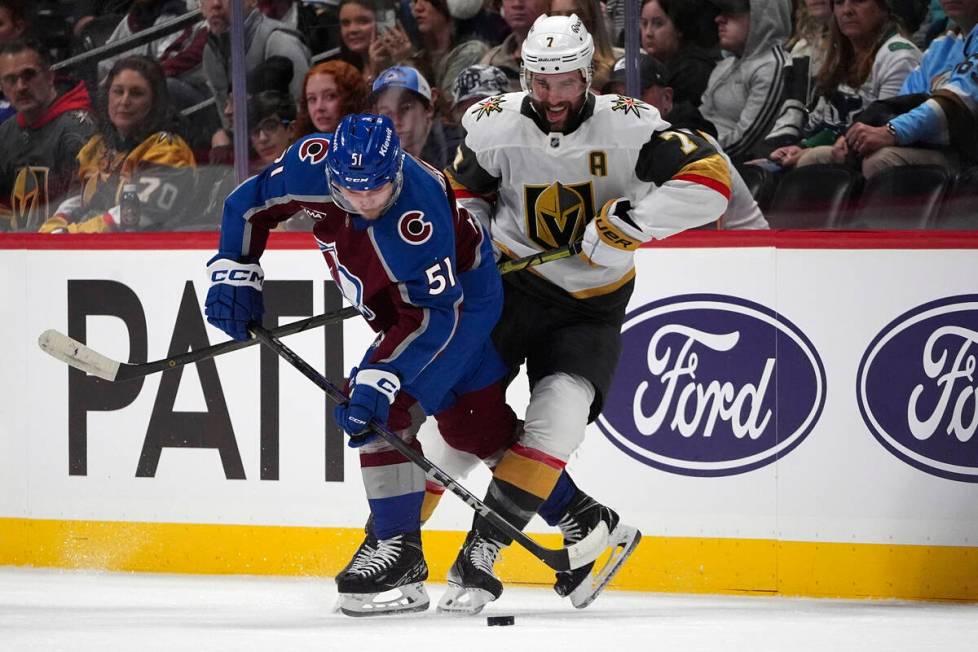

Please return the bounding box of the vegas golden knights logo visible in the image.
[523,181,596,249]
[11,166,50,231]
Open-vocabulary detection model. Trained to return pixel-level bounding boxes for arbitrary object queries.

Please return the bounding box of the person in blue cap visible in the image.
[369,65,450,168]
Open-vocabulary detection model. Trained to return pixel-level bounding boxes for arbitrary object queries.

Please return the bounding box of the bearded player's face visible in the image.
[528,70,588,132]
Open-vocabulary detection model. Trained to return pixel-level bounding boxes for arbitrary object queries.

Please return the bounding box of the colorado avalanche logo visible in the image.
[611,95,650,118]
[472,96,505,121]
[398,211,433,245]
[299,137,330,165]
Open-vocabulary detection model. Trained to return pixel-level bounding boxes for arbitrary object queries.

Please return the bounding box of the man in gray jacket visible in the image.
[201,0,310,131]
[700,0,791,163]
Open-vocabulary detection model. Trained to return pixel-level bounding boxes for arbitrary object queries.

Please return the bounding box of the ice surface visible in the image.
[1,567,976,652]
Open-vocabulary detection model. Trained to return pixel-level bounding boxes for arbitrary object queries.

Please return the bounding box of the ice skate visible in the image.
[334,518,377,588]
[554,491,641,609]
[335,530,429,617]
[437,530,504,615]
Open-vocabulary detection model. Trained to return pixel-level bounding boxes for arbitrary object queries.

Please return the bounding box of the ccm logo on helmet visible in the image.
[299,137,330,165]
[398,211,433,245]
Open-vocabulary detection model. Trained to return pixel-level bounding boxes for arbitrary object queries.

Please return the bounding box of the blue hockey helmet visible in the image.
[325,113,404,214]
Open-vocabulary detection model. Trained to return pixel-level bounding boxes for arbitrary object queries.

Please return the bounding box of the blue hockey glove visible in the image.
[581,198,645,268]
[333,367,401,447]
[205,255,265,341]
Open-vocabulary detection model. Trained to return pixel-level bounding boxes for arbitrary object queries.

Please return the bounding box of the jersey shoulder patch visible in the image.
[591,94,670,144]
[461,92,525,148]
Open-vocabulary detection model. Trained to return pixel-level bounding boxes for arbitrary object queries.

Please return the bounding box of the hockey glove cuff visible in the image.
[581,198,645,268]
[205,256,265,341]
[333,366,401,446]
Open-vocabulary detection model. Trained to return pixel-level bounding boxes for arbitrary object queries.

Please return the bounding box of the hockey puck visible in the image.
[487,615,515,626]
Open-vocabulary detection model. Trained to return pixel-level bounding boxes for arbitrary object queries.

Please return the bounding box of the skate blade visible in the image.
[436,583,497,615]
[337,582,430,617]
[569,525,642,609]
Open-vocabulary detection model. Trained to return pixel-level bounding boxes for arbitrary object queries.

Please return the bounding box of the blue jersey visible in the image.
[899,29,966,96]
[890,24,978,149]
[215,133,496,389]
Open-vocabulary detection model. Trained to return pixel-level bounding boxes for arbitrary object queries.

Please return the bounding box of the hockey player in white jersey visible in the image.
[433,14,734,614]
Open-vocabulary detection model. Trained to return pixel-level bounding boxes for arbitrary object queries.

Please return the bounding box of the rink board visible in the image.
[2,231,978,600]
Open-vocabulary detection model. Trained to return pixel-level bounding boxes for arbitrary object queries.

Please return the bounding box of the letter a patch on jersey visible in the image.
[523,181,595,249]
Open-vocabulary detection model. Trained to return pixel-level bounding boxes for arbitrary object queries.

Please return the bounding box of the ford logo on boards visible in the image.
[857,295,978,483]
[597,294,826,476]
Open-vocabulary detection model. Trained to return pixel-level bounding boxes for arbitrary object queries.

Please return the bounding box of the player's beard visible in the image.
[530,94,586,133]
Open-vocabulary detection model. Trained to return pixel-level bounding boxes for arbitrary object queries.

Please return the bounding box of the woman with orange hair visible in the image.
[294,59,370,137]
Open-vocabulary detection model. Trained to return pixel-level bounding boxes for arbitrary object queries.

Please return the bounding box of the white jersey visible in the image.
[448,91,731,312]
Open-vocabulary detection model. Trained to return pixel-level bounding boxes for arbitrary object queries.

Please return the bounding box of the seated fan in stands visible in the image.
[40,55,196,233]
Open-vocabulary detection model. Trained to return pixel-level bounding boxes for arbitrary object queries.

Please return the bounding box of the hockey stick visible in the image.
[38,305,361,382]
[37,241,582,383]
[249,323,608,573]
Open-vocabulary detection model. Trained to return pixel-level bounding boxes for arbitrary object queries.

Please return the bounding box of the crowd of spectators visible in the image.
[0,0,974,233]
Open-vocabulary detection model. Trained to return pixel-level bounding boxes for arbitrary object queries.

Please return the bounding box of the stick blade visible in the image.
[37,329,120,381]
[566,520,611,570]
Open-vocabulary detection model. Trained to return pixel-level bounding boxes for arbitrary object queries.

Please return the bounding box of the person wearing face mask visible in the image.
[40,55,195,233]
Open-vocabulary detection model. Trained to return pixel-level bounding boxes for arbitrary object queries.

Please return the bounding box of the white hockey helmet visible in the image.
[520,13,595,94]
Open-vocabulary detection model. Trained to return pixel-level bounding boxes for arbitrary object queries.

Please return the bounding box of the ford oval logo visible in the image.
[597,294,826,476]
[857,295,978,483]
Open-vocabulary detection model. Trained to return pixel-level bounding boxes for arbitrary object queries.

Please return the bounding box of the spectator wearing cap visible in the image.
[699,0,791,163]
[370,65,448,168]
[407,0,488,114]
[607,52,767,230]
[604,53,718,137]
[201,0,311,132]
[450,63,509,121]
[295,59,369,137]
[445,63,508,152]
[481,0,551,90]
[640,0,719,108]
[767,0,920,170]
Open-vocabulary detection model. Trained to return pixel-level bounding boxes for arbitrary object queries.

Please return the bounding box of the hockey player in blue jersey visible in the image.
[203,114,521,616]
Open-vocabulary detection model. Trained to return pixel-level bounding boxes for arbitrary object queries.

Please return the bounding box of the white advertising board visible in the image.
[3,237,978,549]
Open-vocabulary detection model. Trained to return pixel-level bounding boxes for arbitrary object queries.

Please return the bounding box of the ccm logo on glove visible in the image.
[207,258,265,289]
